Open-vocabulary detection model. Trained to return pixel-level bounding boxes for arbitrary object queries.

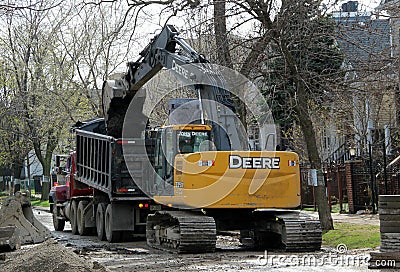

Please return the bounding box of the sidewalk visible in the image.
[331,212,379,226]
[302,210,379,226]
[32,205,51,213]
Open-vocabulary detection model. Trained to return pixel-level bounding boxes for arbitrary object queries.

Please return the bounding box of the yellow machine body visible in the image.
[155,151,300,209]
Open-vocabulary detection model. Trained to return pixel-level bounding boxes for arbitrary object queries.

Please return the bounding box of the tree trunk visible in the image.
[41,176,50,201]
[214,0,232,68]
[11,158,24,195]
[39,146,54,201]
[33,133,57,201]
[213,0,247,129]
[275,35,333,231]
[294,84,334,231]
[26,155,31,193]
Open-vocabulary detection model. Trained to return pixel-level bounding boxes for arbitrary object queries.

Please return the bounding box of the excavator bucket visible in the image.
[0,226,20,251]
[0,191,51,252]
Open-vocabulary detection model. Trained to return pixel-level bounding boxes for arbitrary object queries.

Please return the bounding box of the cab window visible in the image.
[178,130,211,153]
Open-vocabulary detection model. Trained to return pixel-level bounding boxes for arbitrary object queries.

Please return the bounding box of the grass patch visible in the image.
[302,207,316,212]
[323,223,380,249]
[330,203,350,213]
[30,198,50,208]
[0,191,10,202]
[302,203,350,213]
[0,191,49,208]
[0,190,8,196]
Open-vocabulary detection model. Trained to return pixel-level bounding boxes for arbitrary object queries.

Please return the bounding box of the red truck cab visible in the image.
[49,152,93,211]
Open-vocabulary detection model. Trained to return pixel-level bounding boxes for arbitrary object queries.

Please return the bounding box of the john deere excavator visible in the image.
[99,24,322,253]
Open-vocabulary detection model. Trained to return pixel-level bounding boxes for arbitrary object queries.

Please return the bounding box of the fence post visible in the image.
[345,161,355,214]
[337,165,343,213]
[369,143,376,213]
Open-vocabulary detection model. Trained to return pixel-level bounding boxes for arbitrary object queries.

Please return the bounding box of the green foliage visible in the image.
[0,4,98,175]
[30,197,50,208]
[323,223,380,249]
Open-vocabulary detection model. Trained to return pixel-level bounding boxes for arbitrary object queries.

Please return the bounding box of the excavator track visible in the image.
[243,210,322,252]
[146,210,216,253]
[277,211,322,252]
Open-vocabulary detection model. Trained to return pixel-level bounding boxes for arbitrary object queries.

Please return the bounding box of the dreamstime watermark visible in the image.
[256,244,396,268]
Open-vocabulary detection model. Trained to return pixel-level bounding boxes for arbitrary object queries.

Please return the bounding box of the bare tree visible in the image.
[212,0,342,230]
[0,0,178,197]
[0,0,91,198]
[57,1,141,117]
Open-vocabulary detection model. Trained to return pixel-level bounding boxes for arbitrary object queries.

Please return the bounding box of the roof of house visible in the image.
[334,14,391,70]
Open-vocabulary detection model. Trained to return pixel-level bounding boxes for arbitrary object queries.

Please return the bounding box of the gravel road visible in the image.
[2,207,394,272]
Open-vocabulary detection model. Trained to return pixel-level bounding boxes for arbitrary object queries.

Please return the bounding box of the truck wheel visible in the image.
[77,200,90,236]
[70,200,78,235]
[96,203,107,241]
[105,204,122,242]
[52,205,65,231]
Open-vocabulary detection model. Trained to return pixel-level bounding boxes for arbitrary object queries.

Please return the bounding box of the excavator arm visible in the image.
[102,24,246,150]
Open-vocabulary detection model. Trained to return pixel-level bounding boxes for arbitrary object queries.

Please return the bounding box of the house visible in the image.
[322,1,395,162]
[312,1,400,213]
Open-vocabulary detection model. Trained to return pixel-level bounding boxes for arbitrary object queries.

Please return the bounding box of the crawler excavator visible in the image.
[52,24,322,253]
[102,24,322,253]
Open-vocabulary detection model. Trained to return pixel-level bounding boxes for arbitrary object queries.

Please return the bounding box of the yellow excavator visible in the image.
[95,24,322,253]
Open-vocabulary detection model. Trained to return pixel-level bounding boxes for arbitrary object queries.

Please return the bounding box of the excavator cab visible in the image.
[152,124,212,185]
[177,128,212,154]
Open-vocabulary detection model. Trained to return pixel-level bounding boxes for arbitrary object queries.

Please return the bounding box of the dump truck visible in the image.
[51,118,157,241]
[52,25,322,253]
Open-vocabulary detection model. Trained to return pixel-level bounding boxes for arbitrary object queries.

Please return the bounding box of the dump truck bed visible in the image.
[75,129,149,200]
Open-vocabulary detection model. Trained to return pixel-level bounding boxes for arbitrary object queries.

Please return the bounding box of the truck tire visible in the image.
[52,204,65,231]
[70,200,78,235]
[77,200,90,236]
[96,203,107,241]
[105,204,122,242]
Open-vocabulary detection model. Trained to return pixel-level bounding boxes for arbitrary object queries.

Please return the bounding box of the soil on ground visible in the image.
[0,239,109,272]
[0,208,391,272]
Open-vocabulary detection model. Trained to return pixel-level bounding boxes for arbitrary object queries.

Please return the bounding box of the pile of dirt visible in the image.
[0,239,109,272]
[0,191,51,246]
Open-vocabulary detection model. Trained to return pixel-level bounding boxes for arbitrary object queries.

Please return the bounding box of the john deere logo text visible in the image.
[229,155,280,169]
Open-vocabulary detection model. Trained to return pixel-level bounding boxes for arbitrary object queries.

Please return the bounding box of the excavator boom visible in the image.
[102,25,243,151]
